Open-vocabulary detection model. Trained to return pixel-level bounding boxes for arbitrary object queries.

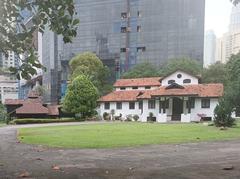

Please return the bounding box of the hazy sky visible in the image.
[205,0,233,37]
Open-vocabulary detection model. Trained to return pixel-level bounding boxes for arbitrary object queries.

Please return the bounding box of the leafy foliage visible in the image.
[214,99,235,127]
[202,62,228,85]
[159,58,202,76]
[0,103,8,123]
[214,53,240,127]
[122,63,159,79]
[122,58,202,79]
[0,0,79,79]
[69,52,111,95]
[63,75,99,118]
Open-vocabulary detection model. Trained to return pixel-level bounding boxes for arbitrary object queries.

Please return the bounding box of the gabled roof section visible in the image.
[160,70,201,82]
[138,84,223,99]
[114,77,162,87]
[16,103,49,114]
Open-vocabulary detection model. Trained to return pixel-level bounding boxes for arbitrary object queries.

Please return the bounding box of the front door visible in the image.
[172,97,183,121]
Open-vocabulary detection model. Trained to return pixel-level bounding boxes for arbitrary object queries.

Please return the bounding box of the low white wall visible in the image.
[190,98,219,122]
[157,114,167,123]
[181,114,191,123]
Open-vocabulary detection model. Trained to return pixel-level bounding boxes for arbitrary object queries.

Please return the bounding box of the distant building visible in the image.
[0,51,18,69]
[5,91,59,119]
[0,74,18,103]
[204,30,216,67]
[216,4,240,63]
[215,35,227,63]
[42,0,205,104]
[99,70,223,123]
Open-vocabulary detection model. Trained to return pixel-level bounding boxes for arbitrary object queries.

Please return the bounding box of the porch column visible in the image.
[163,97,166,114]
[183,97,189,114]
[188,99,191,114]
[159,98,162,114]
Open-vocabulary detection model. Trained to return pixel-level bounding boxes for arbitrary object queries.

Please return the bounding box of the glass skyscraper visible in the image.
[42,0,205,103]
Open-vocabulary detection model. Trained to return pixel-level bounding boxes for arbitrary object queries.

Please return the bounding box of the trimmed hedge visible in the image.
[11,118,77,125]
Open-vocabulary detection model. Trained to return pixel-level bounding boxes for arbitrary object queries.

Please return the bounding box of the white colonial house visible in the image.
[98,70,224,123]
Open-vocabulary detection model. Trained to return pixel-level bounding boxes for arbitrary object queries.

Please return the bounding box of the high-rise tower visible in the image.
[42,0,205,103]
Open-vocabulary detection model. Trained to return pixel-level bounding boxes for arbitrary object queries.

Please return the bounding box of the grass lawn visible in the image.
[18,123,240,149]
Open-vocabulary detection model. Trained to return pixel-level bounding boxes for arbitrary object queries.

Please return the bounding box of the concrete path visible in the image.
[1,123,240,179]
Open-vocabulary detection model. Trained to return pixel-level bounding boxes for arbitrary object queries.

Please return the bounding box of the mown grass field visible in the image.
[18,122,240,149]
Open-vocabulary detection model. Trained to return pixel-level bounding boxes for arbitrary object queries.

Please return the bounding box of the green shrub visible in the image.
[133,115,139,122]
[147,112,156,122]
[103,112,110,120]
[214,100,235,127]
[86,116,102,121]
[125,115,133,122]
[12,118,77,125]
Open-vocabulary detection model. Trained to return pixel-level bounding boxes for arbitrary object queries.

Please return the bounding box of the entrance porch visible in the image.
[141,96,194,123]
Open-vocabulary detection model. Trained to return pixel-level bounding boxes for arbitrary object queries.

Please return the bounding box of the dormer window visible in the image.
[145,86,151,89]
[132,87,138,90]
[183,79,191,84]
[120,87,126,90]
[168,80,175,85]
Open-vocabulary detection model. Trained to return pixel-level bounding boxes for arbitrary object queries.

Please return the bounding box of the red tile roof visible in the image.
[98,90,144,102]
[99,84,224,102]
[138,84,224,99]
[16,103,49,114]
[47,105,60,116]
[114,77,162,87]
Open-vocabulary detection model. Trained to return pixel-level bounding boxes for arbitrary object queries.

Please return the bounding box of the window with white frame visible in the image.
[201,99,210,108]
[129,102,135,109]
[116,102,122,110]
[148,100,156,109]
[104,102,110,110]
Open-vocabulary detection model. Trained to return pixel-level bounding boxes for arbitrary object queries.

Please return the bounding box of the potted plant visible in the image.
[147,112,156,122]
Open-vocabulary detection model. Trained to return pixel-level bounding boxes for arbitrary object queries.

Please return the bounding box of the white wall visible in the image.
[100,102,141,119]
[115,86,159,91]
[190,98,219,121]
[99,98,219,123]
[162,71,199,86]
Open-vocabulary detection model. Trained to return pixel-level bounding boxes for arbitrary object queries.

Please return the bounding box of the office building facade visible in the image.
[42,0,205,103]
[204,30,216,67]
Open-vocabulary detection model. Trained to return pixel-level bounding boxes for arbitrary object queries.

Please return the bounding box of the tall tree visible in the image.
[0,0,79,79]
[159,58,202,76]
[69,52,111,95]
[121,63,159,79]
[226,52,240,82]
[224,53,240,108]
[214,52,240,126]
[202,62,227,85]
[62,75,99,118]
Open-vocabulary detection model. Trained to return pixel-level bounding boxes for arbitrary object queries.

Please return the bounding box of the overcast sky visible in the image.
[205,0,233,37]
